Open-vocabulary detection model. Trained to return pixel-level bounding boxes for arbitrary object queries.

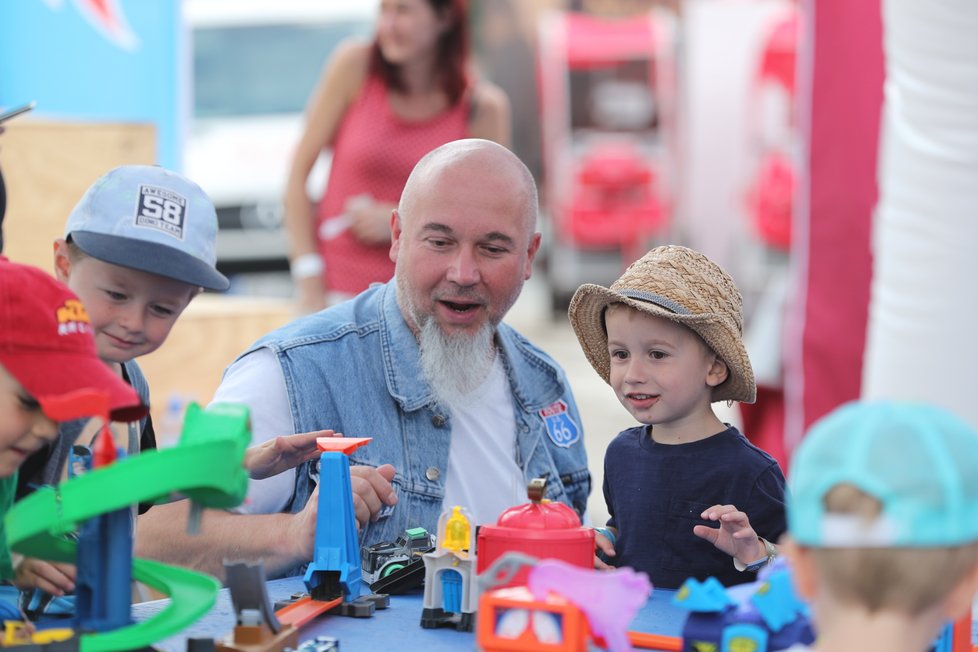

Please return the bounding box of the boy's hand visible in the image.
[245,430,337,480]
[593,528,618,570]
[350,464,398,529]
[14,558,76,596]
[692,504,766,566]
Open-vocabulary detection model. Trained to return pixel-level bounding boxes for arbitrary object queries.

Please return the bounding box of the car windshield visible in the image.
[193,20,372,119]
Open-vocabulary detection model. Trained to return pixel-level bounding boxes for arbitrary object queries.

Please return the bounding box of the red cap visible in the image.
[0,257,147,422]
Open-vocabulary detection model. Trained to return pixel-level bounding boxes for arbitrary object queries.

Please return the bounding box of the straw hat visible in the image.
[567,245,755,403]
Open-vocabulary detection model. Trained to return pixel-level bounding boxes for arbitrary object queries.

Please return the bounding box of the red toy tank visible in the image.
[476,478,594,588]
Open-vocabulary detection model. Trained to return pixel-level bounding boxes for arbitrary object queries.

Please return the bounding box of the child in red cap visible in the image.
[0,256,146,581]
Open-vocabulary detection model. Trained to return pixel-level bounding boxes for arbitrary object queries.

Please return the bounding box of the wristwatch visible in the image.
[735,537,778,572]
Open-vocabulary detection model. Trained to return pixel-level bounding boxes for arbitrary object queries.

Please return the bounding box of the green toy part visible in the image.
[4,402,252,652]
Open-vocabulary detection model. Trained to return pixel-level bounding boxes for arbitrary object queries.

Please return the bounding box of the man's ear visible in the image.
[705,354,729,389]
[780,535,818,602]
[389,209,402,264]
[52,238,72,282]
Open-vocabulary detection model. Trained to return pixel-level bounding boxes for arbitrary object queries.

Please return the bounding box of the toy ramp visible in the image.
[4,403,251,652]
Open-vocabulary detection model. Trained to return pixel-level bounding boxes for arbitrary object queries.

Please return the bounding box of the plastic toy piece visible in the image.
[282,635,339,652]
[2,622,75,647]
[477,553,676,652]
[672,577,735,613]
[476,478,594,589]
[443,507,471,553]
[224,562,283,634]
[672,559,815,651]
[275,596,342,629]
[75,423,132,634]
[315,436,371,455]
[749,570,808,632]
[477,584,590,652]
[365,559,426,596]
[5,402,253,652]
[304,437,388,618]
[421,505,479,631]
[528,558,651,652]
[626,631,682,651]
[361,526,435,593]
[304,438,371,602]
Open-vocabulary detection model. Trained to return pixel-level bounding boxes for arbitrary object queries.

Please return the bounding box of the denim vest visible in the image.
[243,280,591,561]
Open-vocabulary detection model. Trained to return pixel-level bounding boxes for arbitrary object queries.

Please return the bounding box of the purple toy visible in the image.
[527,558,652,652]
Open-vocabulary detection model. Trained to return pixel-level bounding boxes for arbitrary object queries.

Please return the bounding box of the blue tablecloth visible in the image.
[132,576,686,651]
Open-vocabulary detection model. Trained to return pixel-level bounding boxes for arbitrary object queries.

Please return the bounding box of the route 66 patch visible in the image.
[539,400,581,448]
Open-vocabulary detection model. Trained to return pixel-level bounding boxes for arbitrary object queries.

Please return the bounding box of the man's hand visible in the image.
[350,464,398,530]
[287,484,320,562]
[692,504,766,566]
[245,430,337,480]
[14,558,76,596]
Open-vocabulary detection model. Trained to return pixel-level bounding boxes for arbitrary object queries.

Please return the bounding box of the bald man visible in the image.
[137,140,590,579]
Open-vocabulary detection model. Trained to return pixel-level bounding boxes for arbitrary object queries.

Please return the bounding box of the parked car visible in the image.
[184,0,377,274]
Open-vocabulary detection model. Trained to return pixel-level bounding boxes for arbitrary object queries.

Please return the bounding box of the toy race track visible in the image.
[5,403,252,652]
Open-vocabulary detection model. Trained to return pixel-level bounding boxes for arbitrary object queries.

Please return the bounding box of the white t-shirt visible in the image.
[212,347,525,521]
[442,354,524,525]
[211,347,296,515]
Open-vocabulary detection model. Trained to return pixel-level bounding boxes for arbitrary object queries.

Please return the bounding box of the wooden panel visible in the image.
[137,295,296,447]
[0,119,155,270]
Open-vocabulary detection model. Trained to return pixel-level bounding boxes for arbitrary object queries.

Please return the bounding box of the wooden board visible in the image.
[137,294,296,446]
[0,119,156,270]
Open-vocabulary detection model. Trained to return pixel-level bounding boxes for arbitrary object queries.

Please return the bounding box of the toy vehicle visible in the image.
[360,526,436,589]
[284,635,339,652]
[537,9,678,312]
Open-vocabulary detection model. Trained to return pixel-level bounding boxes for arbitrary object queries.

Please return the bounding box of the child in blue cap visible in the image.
[781,400,978,652]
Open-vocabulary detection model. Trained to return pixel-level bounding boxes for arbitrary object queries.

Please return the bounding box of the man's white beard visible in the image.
[417,318,495,410]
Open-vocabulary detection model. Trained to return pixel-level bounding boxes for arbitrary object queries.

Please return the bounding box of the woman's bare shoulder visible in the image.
[468,80,512,144]
[320,38,373,100]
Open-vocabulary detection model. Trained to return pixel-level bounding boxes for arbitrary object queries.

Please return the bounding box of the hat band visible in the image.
[618,290,691,315]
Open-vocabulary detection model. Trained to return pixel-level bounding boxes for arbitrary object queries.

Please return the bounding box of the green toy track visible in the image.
[5,402,253,652]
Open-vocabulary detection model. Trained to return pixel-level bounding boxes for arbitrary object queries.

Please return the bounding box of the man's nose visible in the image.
[446,248,481,286]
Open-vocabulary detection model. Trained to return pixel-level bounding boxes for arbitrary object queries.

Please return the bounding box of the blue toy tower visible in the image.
[303,437,373,603]
[75,427,132,633]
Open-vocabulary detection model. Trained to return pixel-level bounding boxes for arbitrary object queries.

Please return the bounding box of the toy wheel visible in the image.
[381,563,405,578]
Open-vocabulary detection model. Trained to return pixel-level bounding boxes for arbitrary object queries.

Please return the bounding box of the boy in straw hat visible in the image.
[780,400,978,652]
[568,245,785,588]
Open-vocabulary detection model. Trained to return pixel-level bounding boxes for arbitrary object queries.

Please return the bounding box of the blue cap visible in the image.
[788,400,978,548]
[64,165,229,290]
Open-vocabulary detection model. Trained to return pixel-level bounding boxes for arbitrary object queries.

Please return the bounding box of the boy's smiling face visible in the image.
[605,305,728,439]
[54,241,197,365]
[0,363,58,477]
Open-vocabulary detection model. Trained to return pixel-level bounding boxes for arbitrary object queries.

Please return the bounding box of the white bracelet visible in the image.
[290,253,324,280]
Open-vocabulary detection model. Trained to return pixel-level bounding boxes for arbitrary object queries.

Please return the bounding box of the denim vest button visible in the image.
[431,414,447,427]
[425,467,440,481]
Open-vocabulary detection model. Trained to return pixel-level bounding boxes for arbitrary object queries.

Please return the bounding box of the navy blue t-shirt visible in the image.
[603,425,786,589]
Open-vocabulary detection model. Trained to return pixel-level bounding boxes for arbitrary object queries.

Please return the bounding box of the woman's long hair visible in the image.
[369,0,470,105]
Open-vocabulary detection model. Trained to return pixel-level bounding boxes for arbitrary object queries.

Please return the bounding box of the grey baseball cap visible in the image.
[64,165,229,290]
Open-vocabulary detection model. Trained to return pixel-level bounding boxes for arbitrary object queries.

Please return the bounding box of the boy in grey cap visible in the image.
[13,165,228,600]
[781,400,978,652]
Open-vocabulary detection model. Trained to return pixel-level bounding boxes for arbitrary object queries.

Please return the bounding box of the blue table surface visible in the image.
[132,576,687,651]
